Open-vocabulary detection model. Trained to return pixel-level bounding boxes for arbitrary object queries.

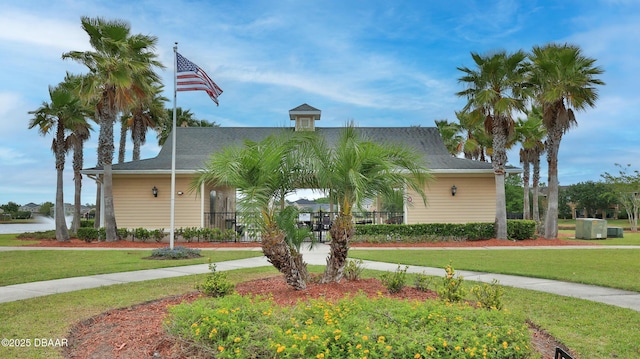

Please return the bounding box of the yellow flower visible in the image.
[277,345,286,353]
[356,344,362,349]
[385,345,392,351]
[218,345,224,352]
[377,335,386,343]
[362,335,369,341]
[316,353,325,359]
[414,354,422,358]
[503,341,508,349]
[443,340,447,347]
[234,337,242,343]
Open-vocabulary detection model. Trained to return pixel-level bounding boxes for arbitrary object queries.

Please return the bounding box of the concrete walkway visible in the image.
[1,244,639,312]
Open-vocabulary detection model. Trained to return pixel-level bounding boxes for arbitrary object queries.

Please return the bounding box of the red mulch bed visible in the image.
[62,276,574,359]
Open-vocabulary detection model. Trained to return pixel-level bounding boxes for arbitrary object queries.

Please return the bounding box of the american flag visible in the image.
[176,52,223,105]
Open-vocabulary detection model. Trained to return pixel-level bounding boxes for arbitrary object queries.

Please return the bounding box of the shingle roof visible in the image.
[85,126,515,174]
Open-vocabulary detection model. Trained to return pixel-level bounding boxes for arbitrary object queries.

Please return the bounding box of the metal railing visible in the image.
[204,211,404,242]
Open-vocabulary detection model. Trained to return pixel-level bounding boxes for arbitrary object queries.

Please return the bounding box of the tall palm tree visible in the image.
[157,107,218,146]
[131,84,168,161]
[61,74,94,234]
[456,50,528,239]
[515,107,546,223]
[194,131,316,290]
[28,78,88,241]
[310,124,430,283]
[63,17,163,240]
[529,43,604,239]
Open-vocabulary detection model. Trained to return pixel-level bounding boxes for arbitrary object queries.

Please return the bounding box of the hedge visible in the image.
[353,220,536,243]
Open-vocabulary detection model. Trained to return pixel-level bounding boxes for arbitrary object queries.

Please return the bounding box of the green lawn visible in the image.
[351,248,640,291]
[0,234,39,246]
[0,250,263,286]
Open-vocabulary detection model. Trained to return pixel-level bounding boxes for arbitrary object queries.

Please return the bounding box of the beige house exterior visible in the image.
[84,104,518,230]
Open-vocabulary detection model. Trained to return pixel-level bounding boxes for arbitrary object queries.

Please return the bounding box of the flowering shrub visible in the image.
[437,264,466,303]
[167,293,532,358]
[195,263,234,297]
[471,279,505,310]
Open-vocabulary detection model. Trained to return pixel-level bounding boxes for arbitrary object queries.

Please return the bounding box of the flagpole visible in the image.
[170,43,178,250]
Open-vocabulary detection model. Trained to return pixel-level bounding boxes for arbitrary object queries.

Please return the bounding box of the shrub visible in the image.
[380,265,408,294]
[471,279,505,310]
[132,228,150,242]
[507,220,536,240]
[80,220,94,228]
[17,230,56,240]
[150,246,201,259]
[117,228,130,240]
[150,228,165,243]
[437,264,466,303]
[196,263,234,297]
[76,228,99,242]
[414,272,433,292]
[343,258,365,281]
[167,294,533,358]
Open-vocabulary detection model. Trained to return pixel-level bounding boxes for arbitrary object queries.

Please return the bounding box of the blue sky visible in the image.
[1,0,638,206]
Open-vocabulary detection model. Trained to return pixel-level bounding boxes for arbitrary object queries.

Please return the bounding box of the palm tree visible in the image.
[310,124,430,283]
[157,107,218,146]
[28,77,88,241]
[194,131,316,290]
[61,74,94,234]
[456,50,528,239]
[456,110,491,162]
[131,84,168,161]
[63,17,164,240]
[529,43,605,239]
[434,119,463,157]
[515,106,546,223]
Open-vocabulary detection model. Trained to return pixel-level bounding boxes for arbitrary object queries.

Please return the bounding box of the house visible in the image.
[19,203,41,213]
[83,104,520,230]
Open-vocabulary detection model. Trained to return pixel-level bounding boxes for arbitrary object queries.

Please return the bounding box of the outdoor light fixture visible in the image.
[451,185,457,196]
[152,186,158,197]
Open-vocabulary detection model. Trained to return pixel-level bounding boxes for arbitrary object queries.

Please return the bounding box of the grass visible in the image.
[0,250,263,286]
[0,267,280,359]
[1,267,639,359]
[559,228,640,245]
[350,248,640,291]
[0,234,39,246]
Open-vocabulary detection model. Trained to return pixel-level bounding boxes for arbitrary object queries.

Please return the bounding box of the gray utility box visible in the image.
[575,218,607,239]
[607,227,624,238]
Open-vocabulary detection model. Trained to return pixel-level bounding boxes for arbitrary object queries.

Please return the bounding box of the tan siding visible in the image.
[113,174,204,229]
[406,174,496,224]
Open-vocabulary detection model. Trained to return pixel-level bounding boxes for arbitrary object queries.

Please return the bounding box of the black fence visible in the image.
[204,211,404,242]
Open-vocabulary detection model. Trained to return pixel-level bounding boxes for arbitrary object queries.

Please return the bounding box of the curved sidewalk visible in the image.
[1,244,639,312]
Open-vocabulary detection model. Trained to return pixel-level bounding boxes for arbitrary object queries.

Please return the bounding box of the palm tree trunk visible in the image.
[55,168,70,242]
[71,172,82,234]
[522,161,531,220]
[261,230,307,290]
[103,164,118,241]
[71,142,83,234]
[118,122,127,164]
[544,128,562,239]
[492,120,508,240]
[494,173,508,239]
[322,213,353,283]
[532,156,541,234]
[94,181,101,229]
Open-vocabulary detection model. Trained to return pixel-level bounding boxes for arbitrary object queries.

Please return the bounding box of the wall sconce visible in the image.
[451,185,457,196]
[152,186,158,197]
[177,191,184,195]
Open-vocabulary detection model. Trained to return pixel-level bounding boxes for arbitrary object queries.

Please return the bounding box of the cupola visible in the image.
[289,103,321,131]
